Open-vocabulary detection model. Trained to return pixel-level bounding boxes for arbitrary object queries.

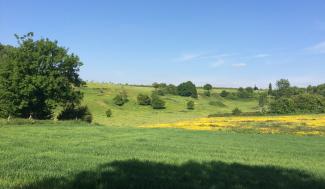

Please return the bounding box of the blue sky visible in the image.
[1,0,325,87]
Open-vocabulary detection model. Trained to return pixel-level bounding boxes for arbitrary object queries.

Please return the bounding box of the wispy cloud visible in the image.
[251,54,270,58]
[175,52,235,62]
[176,53,202,62]
[306,41,325,54]
[232,63,247,67]
[210,59,225,68]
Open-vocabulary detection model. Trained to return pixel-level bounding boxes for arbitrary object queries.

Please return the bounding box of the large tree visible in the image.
[0,33,84,119]
[177,81,198,98]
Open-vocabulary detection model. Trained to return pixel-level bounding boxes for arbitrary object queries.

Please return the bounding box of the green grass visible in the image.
[1,83,324,188]
[82,82,258,126]
[0,123,325,189]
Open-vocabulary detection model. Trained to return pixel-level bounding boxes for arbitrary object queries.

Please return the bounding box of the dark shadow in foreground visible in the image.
[21,160,325,189]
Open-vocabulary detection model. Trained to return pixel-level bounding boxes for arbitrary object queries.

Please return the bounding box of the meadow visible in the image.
[0,83,325,189]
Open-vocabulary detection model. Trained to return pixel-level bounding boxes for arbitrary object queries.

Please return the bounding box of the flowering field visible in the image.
[142,114,325,136]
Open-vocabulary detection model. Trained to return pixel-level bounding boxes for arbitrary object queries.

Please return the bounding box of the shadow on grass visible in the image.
[21,160,325,189]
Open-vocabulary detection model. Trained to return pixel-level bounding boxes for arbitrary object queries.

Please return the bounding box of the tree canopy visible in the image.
[0,33,84,119]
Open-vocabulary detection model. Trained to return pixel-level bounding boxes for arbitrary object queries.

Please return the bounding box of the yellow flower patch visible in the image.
[141,114,325,136]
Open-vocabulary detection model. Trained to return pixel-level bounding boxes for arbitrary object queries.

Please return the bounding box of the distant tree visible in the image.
[220,90,229,97]
[268,83,273,95]
[0,33,84,119]
[187,100,195,110]
[152,82,159,89]
[276,79,290,90]
[232,108,242,115]
[137,94,151,105]
[245,87,254,94]
[254,85,259,90]
[166,84,178,95]
[151,93,165,109]
[237,87,253,98]
[113,94,125,106]
[269,97,295,114]
[203,84,213,91]
[119,90,129,103]
[258,93,268,108]
[177,81,198,98]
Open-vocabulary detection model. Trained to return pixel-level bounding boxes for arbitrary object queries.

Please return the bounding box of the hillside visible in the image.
[82,82,259,126]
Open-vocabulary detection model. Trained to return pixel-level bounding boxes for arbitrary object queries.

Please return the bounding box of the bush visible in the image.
[269,97,295,114]
[57,105,92,123]
[203,90,211,97]
[177,81,198,98]
[137,94,151,105]
[292,94,325,113]
[151,94,165,109]
[220,90,229,97]
[113,94,125,106]
[166,84,178,95]
[203,84,213,91]
[232,108,242,115]
[156,89,165,96]
[187,100,195,110]
[105,109,112,117]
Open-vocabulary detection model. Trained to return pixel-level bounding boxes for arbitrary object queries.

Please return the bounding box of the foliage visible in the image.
[0,33,83,119]
[177,81,198,98]
[307,84,325,97]
[237,87,254,98]
[220,90,229,97]
[203,84,213,91]
[166,84,178,95]
[113,91,128,106]
[137,94,151,105]
[106,109,112,117]
[268,83,273,95]
[254,85,259,90]
[187,100,195,110]
[57,105,92,123]
[151,93,165,109]
[203,90,211,97]
[113,94,126,106]
[269,97,296,114]
[258,93,268,107]
[292,93,325,113]
[232,107,242,115]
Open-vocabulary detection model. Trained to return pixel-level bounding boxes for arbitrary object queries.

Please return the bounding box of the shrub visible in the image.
[105,109,112,117]
[203,84,213,91]
[269,97,295,114]
[177,81,198,98]
[151,94,165,109]
[137,94,151,105]
[187,100,195,110]
[57,105,92,123]
[292,94,325,113]
[156,89,165,96]
[113,94,125,106]
[220,90,229,97]
[119,90,129,102]
[232,108,242,115]
[166,84,178,95]
[203,90,211,97]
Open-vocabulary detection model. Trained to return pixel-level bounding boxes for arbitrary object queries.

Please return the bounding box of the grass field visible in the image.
[1,83,325,189]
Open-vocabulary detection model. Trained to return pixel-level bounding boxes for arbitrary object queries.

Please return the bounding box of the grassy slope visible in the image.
[83,82,258,126]
[0,124,324,188]
[1,83,325,188]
